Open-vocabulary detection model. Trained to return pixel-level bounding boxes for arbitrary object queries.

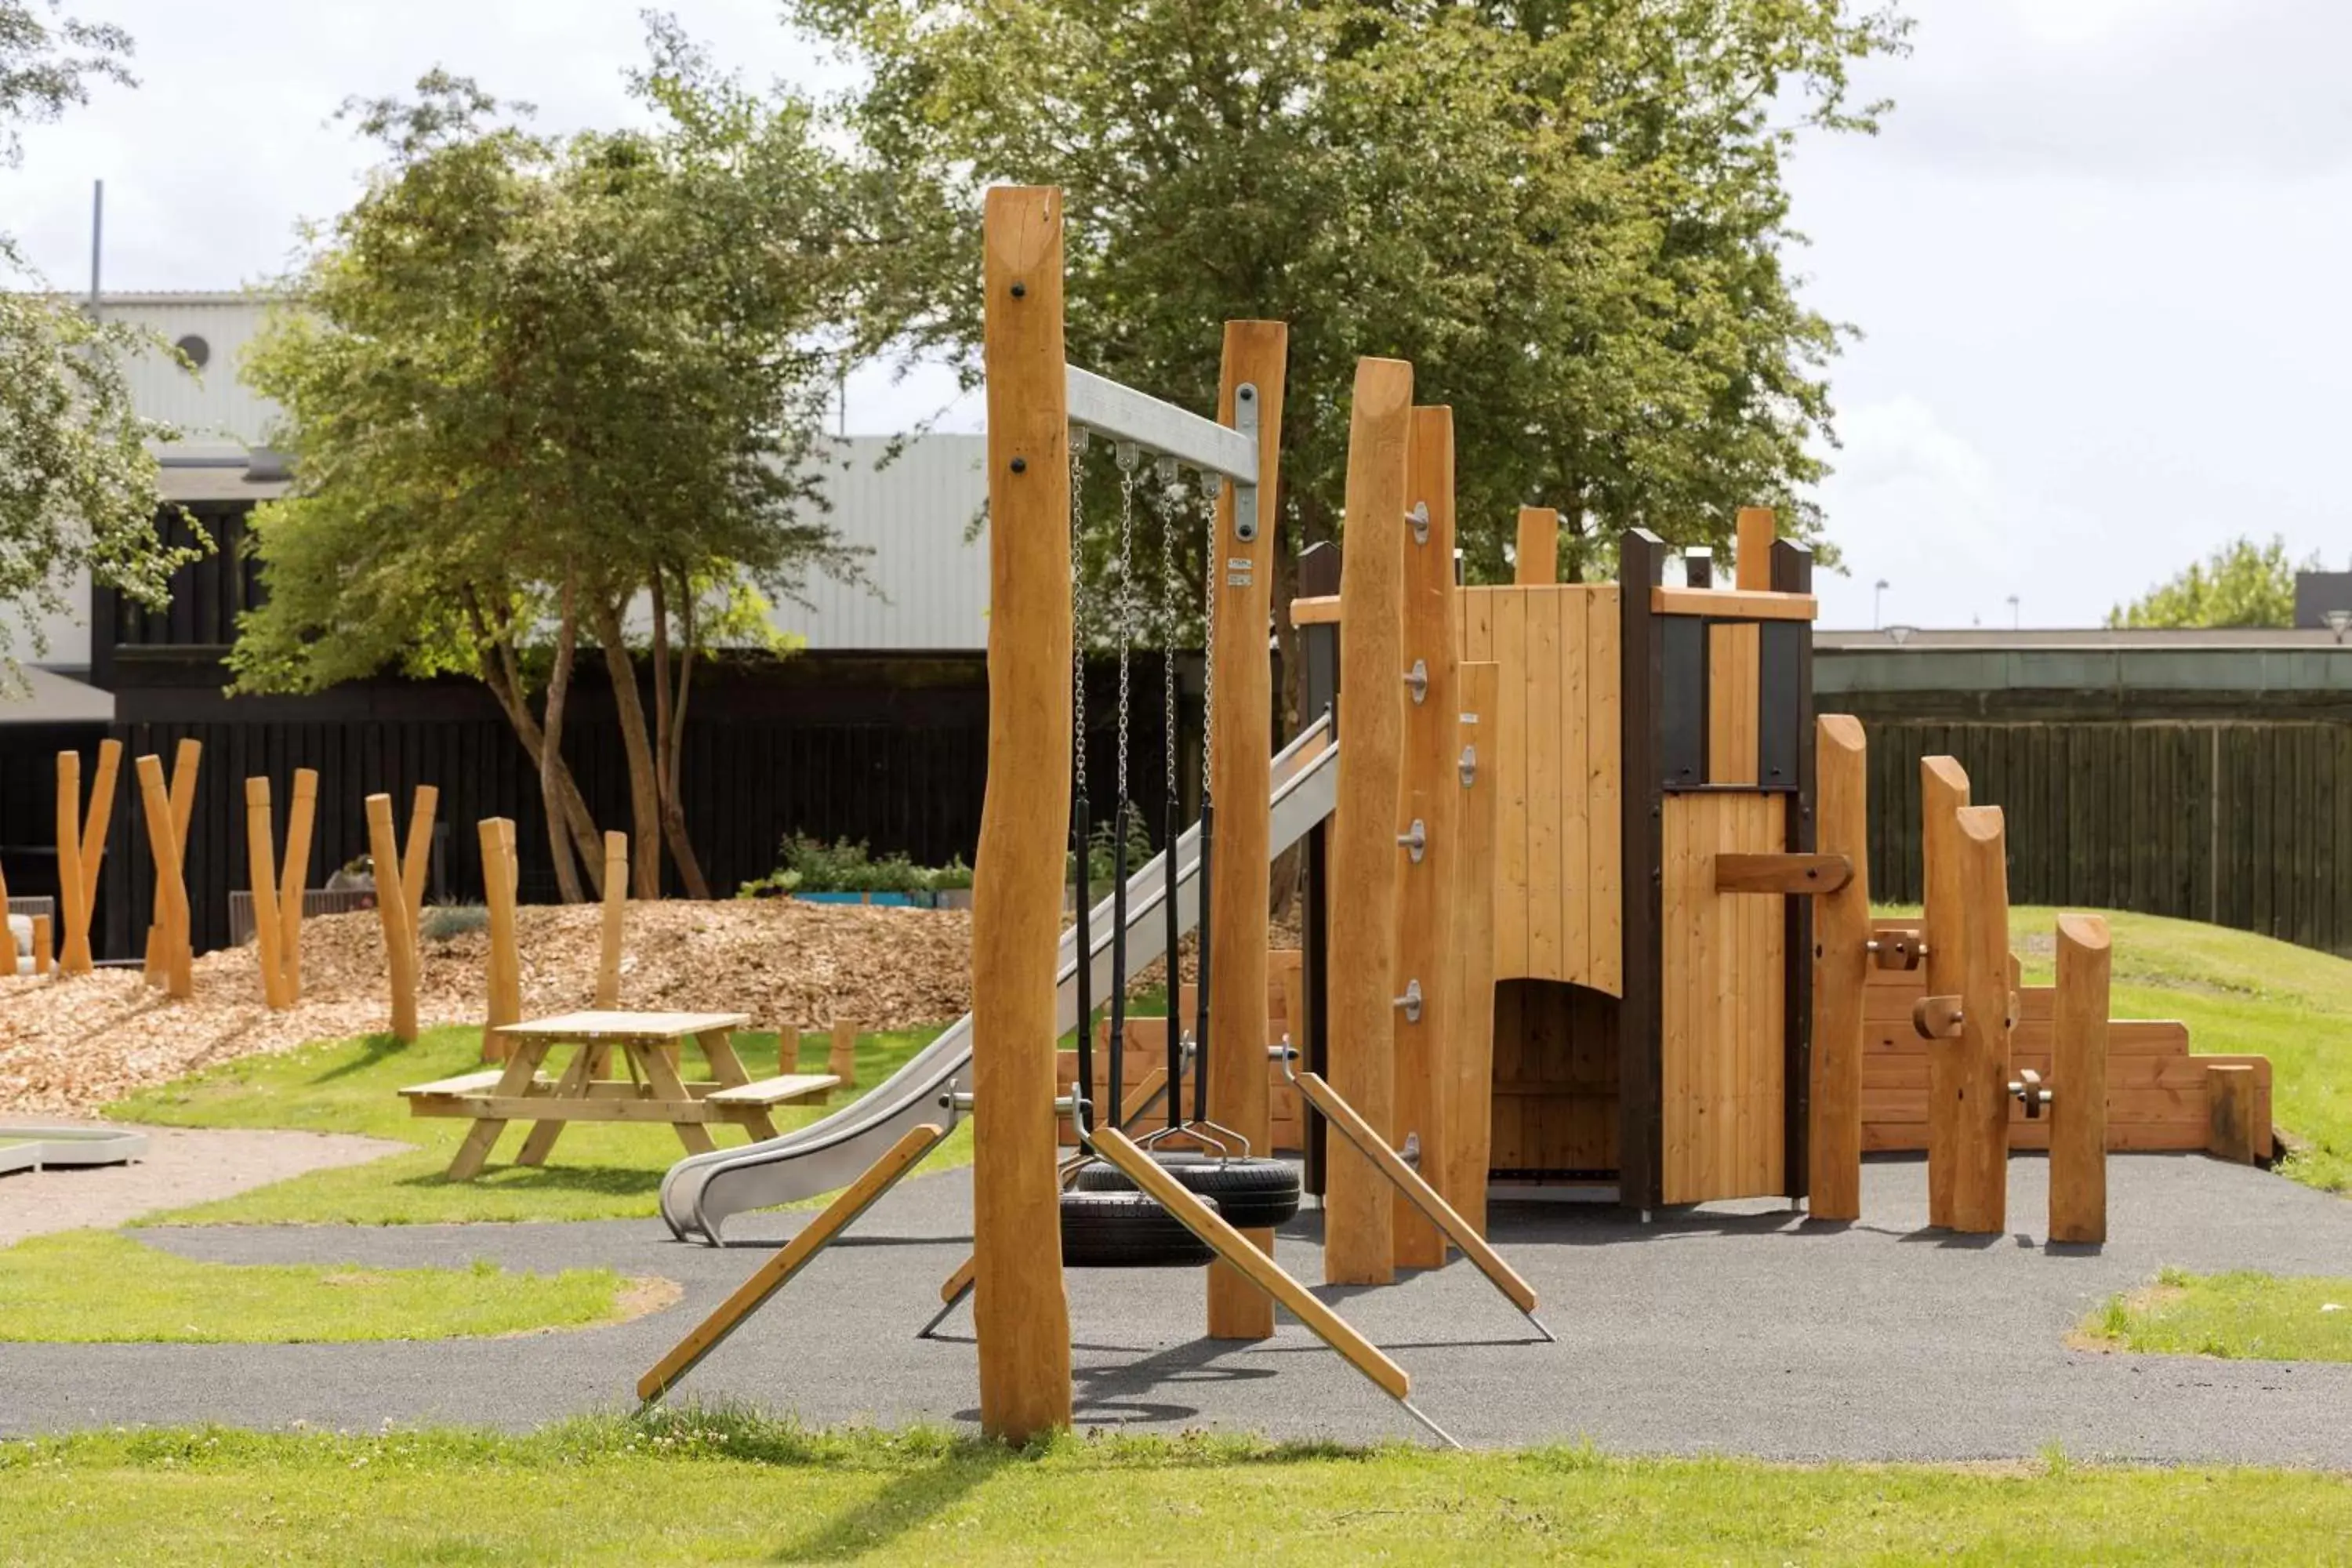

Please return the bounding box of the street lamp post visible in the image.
[1873,579,1889,630]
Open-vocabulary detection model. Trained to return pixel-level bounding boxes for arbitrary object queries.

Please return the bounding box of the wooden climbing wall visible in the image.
[1457,584,1622,996]
[1660,792,1788,1203]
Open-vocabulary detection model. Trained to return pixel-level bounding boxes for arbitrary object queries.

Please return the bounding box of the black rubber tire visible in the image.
[1059,1189,1221,1269]
[1071,1154,1302,1229]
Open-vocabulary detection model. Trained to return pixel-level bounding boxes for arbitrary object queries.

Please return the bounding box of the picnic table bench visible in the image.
[398,1009,837,1181]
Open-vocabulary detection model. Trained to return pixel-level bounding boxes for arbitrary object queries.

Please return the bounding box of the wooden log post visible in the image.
[54,751,88,976]
[133,753,194,1000]
[1514,506,1558,586]
[2205,1064,2258,1165]
[31,913,52,975]
[244,778,289,1010]
[0,855,15,974]
[971,183,1076,1442]
[829,1020,858,1087]
[1808,715,1870,1221]
[1441,660,1501,1237]
[365,793,419,1042]
[401,784,439,963]
[1918,756,1970,1226]
[2049,913,2110,1243]
[67,739,122,975]
[479,817,522,1062]
[145,740,201,985]
[597,829,628,1009]
[1735,506,1777,591]
[1951,804,2012,1234]
[1390,405,1460,1272]
[1324,355,1414,1287]
[1205,318,1289,1341]
[277,768,318,1002]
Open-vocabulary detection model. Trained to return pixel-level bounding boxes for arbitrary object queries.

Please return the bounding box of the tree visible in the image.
[2107,535,2316,630]
[233,34,866,899]
[792,0,1907,729]
[1,1,202,681]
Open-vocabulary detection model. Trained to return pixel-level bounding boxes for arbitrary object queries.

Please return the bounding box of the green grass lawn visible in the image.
[2082,1268,2352,1362]
[3,1414,2348,1566]
[103,1023,964,1225]
[2000,906,2352,1193]
[0,1230,641,1343]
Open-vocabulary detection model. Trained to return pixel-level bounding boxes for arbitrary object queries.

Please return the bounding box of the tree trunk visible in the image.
[648,568,713,898]
[469,593,605,898]
[591,597,666,898]
[540,574,587,903]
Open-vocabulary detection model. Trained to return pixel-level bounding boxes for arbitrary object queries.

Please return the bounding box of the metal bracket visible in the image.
[1232,383,1260,543]
[1458,744,1477,788]
[2008,1067,2052,1119]
[1407,501,1430,544]
[1403,659,1428,704]
[1396,818,1426,863]
[1394,978,1423,1024]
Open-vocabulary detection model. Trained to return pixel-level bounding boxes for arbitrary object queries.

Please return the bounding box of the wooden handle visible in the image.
[1714,852,1851,895]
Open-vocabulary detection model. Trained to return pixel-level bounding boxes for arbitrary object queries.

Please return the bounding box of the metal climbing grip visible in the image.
[1393,978,1423,1024]
[1403,659,1428,704]
[1396,818,1426,862]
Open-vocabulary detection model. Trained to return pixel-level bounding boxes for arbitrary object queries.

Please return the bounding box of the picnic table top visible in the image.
[494,1010,752,1042]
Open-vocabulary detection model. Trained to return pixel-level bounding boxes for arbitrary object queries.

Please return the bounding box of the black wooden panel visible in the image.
[1757,619,1804,792]
[1660,615,1706,790]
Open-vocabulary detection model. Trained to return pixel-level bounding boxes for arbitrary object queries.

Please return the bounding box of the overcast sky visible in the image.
[5,0,2345,629]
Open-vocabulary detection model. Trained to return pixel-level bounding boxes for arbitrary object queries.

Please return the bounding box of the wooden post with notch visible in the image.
[479,816,521,1062]
[1808,715,1869,1221]
[1391,404,1460,1272]
[1918,755,1970,1226]
[1514,506,1557,586]
[1205,318,1289,1341]
[972,183,1076,1441]
[597,829,627,1008]
[1441,660,1499,1237]
[2049,912,2109,1243]
[1324,355,1414,1287]
[401,784,438,961]
[245,778,289,1010]
[1951,804,2010,1234]
[133,753,194,999]
[277,768,318,1002]
[365,793,419,1042]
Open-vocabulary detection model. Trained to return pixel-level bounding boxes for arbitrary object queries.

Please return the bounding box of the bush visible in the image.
[1067,806,1155,891]
[737,836,971,898]
[418,903,490,943]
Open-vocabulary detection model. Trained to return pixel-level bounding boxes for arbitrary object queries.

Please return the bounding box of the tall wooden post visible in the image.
[597,830,628,1008]
[55,751,88,975]
[1951,804,2011,1234]
[278,768,318,1001]
[828,1019,859,1087]
[1203,319,1289,1341]
[245,778,289,1010]
[1735,506,1777,591]
[145,740,201,985]
[1808,715,1869,1220]
[1918,756,1970,1226]
[1440,659,1500,1236]
[133,754,193,999]
[1514,506,1558,586]
[0,855,16,974]
[69,739,122,974]
[2049,913,2110,1243]
[31,914,52,975]
[479,817,521,1062]
[1390,405,1459,1271]
[401,784,439,960]
[365,793,419,1042]
[972,184,1075,1441]
[1324,356,1414,1287]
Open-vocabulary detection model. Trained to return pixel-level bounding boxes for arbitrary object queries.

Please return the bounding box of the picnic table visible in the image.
[399,1010,838,1181]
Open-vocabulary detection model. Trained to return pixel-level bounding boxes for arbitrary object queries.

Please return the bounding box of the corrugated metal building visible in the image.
[768,437,988,652]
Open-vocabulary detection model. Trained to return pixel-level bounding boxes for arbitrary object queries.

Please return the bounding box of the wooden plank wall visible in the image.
[1489,980,1619,1178]
[1659,793,1787,1203]
[1458,584,1623,993]
[1862,720,2352,956]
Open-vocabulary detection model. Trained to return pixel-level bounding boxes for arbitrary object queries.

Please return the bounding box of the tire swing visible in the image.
[1062,434,1218,1270]
[1069,457,1299,1232]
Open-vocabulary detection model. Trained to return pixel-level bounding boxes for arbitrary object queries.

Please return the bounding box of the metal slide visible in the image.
[659,717,1338,1244]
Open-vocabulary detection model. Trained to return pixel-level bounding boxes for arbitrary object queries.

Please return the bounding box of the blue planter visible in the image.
[794,890,929,908]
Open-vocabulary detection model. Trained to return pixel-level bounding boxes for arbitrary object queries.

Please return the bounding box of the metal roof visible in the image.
[0,666,114,725]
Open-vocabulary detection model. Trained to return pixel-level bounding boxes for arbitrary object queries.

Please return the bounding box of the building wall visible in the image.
[102,293,285,445]
[768,436,990,651]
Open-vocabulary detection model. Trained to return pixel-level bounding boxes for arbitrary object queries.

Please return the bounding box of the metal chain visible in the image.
[1113,446,1139,806]
[1199,477,1219,803]
[1160,480,1182,804]
[1069,432,1089,797]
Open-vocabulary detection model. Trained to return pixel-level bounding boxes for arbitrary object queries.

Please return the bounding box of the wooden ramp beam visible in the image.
[638,1121,950,1404]
[1715,852,1851,896]
[1288,1066,1547,1334]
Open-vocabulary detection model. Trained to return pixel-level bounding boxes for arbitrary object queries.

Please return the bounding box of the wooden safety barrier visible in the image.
[1809,715,1870,1221]
[1440,661,1501,1237]
[1918,755,1969,1225]
[365,793,419,1041]
[479,817,521,1062]
[639,1121,951,1404]
[2050,913,2110,1243]
[133,753,194,999]
[245,778,290,1010]
[1324,354,1414,1287]
[596,829,627,1008]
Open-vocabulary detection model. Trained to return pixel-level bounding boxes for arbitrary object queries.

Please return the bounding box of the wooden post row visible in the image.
[1808,716,1869,1221]
[480,816,522,1062]
[277,768,319,1002]
[1440,659,1501,1238]
[2049,913,2110,1243]
[971,183,1076,1443]
[132,753,194,999]
[1951,804,2012,1235]
[1391,405,1460,1272]
[597,829,628,1009]
[365,793,419,1042]
[1204,317,1288,1343]
[1918,756,1969,1227]
[245,778,290,1010]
